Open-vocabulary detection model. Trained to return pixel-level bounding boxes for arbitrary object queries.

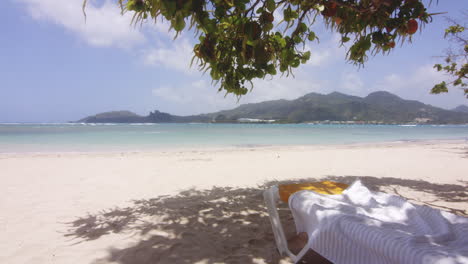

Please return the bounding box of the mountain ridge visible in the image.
[77,91,468,124]
[452,105,468,113]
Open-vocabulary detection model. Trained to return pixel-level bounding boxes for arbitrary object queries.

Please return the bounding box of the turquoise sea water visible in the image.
[0,123,467,153]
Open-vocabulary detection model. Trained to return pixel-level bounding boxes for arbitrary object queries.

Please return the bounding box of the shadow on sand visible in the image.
[65,176,468,264]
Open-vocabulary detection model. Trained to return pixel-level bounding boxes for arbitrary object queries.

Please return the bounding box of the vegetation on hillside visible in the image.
[78,91,468,124]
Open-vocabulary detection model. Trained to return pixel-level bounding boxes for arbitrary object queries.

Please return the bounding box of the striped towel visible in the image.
[289,181,468,264]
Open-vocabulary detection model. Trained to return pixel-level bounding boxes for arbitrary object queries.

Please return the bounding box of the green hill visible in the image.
[452,105,468,113]
[77,91,468,124]
[204,91,468,124]
[78,111,146,123]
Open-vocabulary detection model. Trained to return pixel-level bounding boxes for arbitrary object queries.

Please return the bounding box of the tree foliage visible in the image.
[85,0,433,96]
[432,15,468,98]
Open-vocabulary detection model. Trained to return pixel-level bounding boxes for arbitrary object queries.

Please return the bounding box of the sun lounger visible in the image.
[264,180,468,264]
[263,181,348,263]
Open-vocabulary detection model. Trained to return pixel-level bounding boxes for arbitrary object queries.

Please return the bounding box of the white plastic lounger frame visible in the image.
[263,186,312,263]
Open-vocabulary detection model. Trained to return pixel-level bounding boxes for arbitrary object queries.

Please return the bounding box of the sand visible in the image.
[0,140,467,264]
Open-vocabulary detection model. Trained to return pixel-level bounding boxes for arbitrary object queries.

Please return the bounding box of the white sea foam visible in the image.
[129,123,159,126]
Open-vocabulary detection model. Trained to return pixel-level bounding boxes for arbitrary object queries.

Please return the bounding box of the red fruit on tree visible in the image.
[383,41,395,51]
[322,3,337,17]
[407,19,418,35]
[333,17,342,25]
[260,11,274,24]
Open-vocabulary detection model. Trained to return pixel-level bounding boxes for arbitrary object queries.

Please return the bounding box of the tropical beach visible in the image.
[3,0,468,263]
[1,138,467,263]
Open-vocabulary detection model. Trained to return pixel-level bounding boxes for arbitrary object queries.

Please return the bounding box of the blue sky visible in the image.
[1,0,467,122]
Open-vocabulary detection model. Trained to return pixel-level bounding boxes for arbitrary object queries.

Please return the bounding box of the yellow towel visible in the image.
[278,181,349,203]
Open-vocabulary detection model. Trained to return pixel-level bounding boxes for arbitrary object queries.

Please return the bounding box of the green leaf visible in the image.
[431,82,448,94]
[126,0,145,12]
[274,34,287,48]
[291,58,300,68]
[308,32,316,41]
[266,64,276,75]
[161,0,176,17]
[279,64,288,72]
[293,35,302,44]
[283,7,292,22]
[299,23,307,33]
[266,0,275,12]
[173,13,186,31]
[246,39,258,46]
[126,1,136,11]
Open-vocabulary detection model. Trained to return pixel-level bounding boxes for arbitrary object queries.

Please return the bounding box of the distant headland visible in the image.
[77,91,468,124]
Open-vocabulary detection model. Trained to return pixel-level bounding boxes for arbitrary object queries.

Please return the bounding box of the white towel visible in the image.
[289,181,468,264]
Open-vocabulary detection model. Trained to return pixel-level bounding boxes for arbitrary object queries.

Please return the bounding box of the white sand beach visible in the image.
[1,140,467,264]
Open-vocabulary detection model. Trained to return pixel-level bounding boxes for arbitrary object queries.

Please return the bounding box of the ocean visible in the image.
[0,123,467,153]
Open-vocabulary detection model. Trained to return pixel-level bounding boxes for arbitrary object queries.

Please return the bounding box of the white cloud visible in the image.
[151,79,233,114]
[306,33,344,67]
[152,85,189,104]
[142,37,195,73]
[373,64,467,108]
[192,79,207,89]
[16,0,145,49]
[16,0,197,74]
[341,71,365,95]
[247,73,326,102]
[150,68,330,115]
[374,65,443,94]
[305,45,332,66]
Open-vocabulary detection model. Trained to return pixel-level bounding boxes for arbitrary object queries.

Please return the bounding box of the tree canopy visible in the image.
[86,0,434,96]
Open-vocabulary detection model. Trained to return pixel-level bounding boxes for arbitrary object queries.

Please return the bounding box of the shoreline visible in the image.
[2,122,468,125]
[1,138,466,156]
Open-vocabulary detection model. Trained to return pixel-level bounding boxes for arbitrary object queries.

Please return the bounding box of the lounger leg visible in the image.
[263,187,298,262]
[293,233,317,264]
